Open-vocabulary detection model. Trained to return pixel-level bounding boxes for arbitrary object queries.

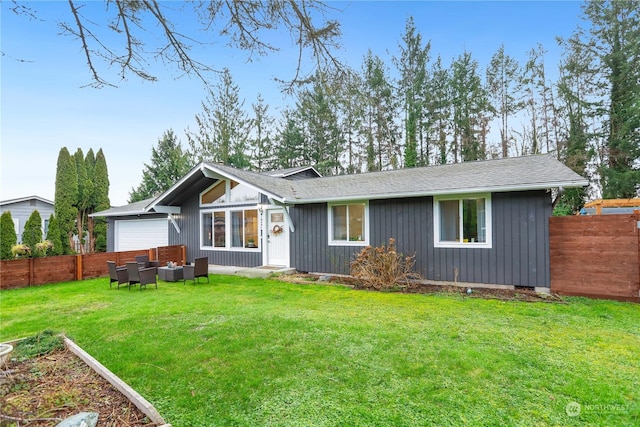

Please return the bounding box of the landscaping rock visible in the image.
[318,275,332,282]
[56,412,99,427]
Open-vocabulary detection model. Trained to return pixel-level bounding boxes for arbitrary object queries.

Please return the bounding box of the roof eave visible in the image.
[148,163,287,210]
[282,180,589,204]
[89,210,155,218]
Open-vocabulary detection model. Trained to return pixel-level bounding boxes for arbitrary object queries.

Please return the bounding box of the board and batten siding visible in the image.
[169,193,262,267]
[290,190,551,288]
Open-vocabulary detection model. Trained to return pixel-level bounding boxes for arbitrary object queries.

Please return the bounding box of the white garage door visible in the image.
[115,219,168,251]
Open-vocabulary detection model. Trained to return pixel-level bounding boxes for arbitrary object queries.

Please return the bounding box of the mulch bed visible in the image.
[0,348,157,426]
[279,273,565,303]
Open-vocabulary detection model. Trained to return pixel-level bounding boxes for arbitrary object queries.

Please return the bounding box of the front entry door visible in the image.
[266,208,288,266]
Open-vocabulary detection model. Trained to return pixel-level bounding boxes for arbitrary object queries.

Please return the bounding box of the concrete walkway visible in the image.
[207,264,296,279]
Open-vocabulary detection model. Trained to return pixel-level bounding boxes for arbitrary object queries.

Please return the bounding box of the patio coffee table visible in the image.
[158,266,183,282]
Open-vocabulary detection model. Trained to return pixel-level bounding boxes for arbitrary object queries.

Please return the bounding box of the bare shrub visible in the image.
[350,238,422,290]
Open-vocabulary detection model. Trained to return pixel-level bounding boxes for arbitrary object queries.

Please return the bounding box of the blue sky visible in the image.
[1,1,585,206]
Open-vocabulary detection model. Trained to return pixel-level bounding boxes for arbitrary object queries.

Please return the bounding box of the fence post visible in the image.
[181,245,186,265]
[29,258,34,286]
[76,255,83,281]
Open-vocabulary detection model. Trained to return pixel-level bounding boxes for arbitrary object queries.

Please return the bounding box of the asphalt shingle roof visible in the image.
[96,154,587,217]
[210,154,587,203]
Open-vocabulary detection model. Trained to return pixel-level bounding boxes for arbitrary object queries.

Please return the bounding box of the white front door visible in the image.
[265,208,288,266]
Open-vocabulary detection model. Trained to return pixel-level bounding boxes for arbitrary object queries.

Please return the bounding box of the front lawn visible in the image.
[1,276,638,426]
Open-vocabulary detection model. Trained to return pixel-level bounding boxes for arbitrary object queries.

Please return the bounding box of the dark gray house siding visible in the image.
[169,191,262,267]
[290,190,551,288]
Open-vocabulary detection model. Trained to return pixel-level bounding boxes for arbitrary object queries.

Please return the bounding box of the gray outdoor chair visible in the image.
[126,262,157,290]
[183,257,209,285]
[107,261,128,289]
[135,255,160,274]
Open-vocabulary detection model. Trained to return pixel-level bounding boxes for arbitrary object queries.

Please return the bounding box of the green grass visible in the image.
[1,276,638,426]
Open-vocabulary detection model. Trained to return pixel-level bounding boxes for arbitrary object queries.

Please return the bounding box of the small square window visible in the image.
[329,202,368,246]
[435,194,491,248]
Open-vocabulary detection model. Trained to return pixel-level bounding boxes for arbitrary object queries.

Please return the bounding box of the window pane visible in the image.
[332,205,347,240]
[229,181,260,203]
[462,198,486,243]
[214,211,225,247]
[231,211,244,247]
[202,181,226,204]
[202,213,213,246]
[244,210,258,248]
[440,200,460,242]
[348,204,365,241]
[476,198,486,243]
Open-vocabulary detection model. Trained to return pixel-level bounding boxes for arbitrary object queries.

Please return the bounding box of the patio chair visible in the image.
[107,261,128,290]
[126,262,157,290]
[183,257,209,285]
[135,255,160,274]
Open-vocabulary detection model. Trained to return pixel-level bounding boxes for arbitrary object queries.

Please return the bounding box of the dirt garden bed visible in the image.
[279,273,565,303]
[0,334,159,426]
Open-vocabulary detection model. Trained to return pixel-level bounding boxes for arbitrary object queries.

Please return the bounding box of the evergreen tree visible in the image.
[361,50,399,171]
[556,34,596,212]
[560,1,640,198]
[295,71,345,175]
[336,69,366,174]
[426,55,452,164]
[130,130,192,202]
[84,148,97,252]
[46,214,63,256]
[54,147,78,254]
[450,51,489,162]
[274,115,306,169]
[187,68,250,168]
[585,1,640,198]
[22,210,43,255]
[74,148,92,253]
[486,44,523,158]
[248,94,275,172]
[92,149,110,252]
[394,16,430,167]
[0,211,17,260]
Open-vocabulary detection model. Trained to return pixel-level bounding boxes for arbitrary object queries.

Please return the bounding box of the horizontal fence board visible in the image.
[0,245,185,289]
[550,214,639,302]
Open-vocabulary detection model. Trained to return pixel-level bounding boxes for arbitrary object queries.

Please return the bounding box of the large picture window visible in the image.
[328,202,368,246]
[201,209,259,250]
[434,194,491,248]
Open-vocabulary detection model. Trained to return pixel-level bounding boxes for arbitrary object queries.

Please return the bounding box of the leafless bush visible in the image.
[350,238,422,290]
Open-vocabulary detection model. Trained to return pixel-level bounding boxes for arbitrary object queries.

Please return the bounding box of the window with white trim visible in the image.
[200,180,259,206]
[201,209,259,250]
[434,194,491,248]
[328,202,368,246]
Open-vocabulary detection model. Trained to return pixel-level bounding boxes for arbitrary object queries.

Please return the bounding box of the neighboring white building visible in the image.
[0,196,55,243]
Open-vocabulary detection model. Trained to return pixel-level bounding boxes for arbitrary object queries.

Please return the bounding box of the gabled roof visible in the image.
[262,165,322,179]
[98,154,588,217]
[0,195,54,206]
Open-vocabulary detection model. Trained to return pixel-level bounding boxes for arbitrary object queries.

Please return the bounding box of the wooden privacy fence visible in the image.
[0,245,185,290]
[549,214,640,302]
